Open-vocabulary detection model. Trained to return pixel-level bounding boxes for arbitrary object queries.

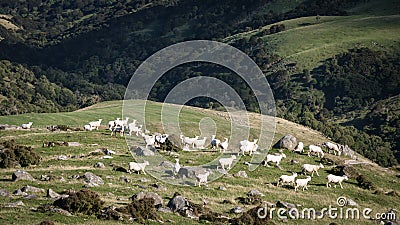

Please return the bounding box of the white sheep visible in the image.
[89,119,102,130]
[217,155,236,170]
[195,171,210,187]
[121,117,129,127]
[21,122,33,129]
[322,142,341,156]
[302,163,324,177]
[326,174,348,188]
[173,159,181,175]
[294,176,312,191]
[308,145,324,158]
[129,161,149,174]
[84,124,94,131]
[277,172,298,187]
[128,123,142,136]
[239,139,258,155]
[210,135,221,150]
[181,135,199,149]
[142,134,156,148]
[155,134,169,144]
[264,153,286,167]
[194,137,207,149]
[294,142,304,153]
[108,118,120,131]
[219,138,229,152]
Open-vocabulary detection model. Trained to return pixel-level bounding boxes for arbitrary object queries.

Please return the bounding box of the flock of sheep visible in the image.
[83,117,351,189]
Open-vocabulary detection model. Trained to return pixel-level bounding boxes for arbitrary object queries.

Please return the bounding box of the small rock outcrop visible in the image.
[133,146,154,156]
[82,172,104,187]
[131,192,163,207]
[94,162,105,168]
[275,134,297,150]
[0,188,10,197]
[12,170,35,182]
[230,206,245,214]
[234,171,248,178]
[21,185,45,193]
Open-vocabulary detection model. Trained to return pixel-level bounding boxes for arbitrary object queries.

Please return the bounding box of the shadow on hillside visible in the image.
[0,178,12,182]
[298,22,313,27]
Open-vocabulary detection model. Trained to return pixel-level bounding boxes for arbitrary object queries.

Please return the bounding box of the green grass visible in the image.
[262,15,400,70]
[222,0,400,71]
[0,100,399,224]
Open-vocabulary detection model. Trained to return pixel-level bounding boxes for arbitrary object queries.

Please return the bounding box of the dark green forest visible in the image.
[0,0,399,167]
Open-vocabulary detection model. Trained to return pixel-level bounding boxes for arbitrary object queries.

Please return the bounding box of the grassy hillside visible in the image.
[223,0,400,70]
[0,100,325,145]
[0,101,399,224]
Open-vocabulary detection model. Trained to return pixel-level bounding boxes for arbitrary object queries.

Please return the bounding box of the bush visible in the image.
[230,206,270,225]
[0,140,40,168]
[127,198,161,222]
[235,196,262,205]
[356,175,375,190]
[200,211,229,224]
[53,189,104,215]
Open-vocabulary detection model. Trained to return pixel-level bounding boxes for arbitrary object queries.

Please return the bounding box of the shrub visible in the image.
[53,189,104,215]
[356,175,375,190]
[235,196,262,205]
[56,125,71,131]
[127,198,161,222]
[230,206,270,225]
[199,211,229,224]
[0,140,40,168]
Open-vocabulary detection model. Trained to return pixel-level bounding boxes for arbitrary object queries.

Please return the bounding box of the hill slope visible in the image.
[0,100,399,224]
[0,0,399,166]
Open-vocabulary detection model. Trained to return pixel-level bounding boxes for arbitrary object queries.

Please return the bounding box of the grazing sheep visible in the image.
[277,172,298,187]
[128,123,142,136]
[111,124,124,136]
[294,176,312,191]
[326,174,348,188]
[239,139,258,156]
[217,155,236,170]
[108,119,116,131]
[194,137,207,149]
[129,161,149,174]
[195,171,210,187]
[173,159,181,175]
[264,153,286,167]
[21,122,33,129]
[155,134,169,144]
[308,145,324,158]
[84,124,94,131]
[108,118,120,131]
[219,138,229,152]
[302,163,324,177]
[181,135,199,149]
[211,135,221,150]
[121,117,129,127]
[89,119,102,130]
[322,142,341,156]
[294,142,304,153]
[142,134,156,148]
